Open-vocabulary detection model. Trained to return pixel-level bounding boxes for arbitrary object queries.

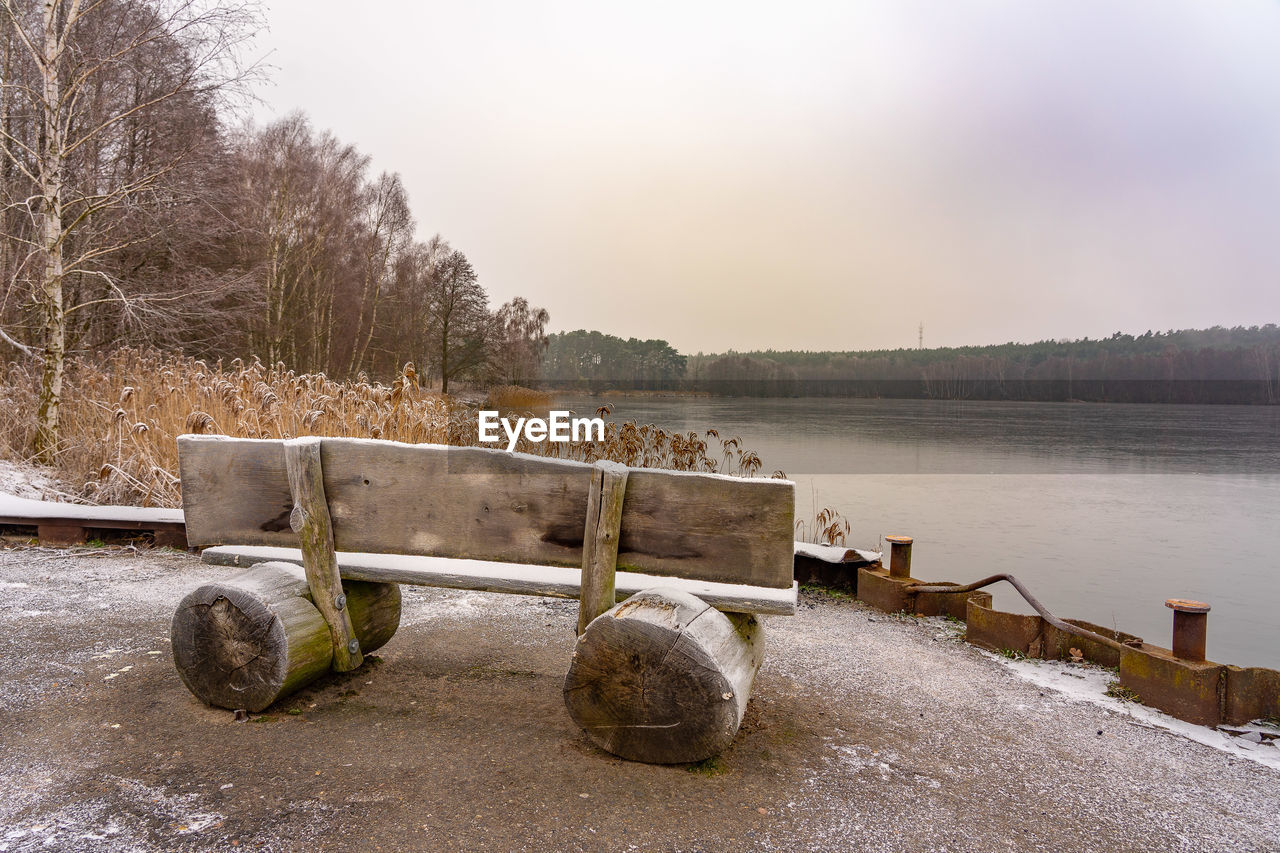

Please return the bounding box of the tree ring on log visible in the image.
[563,587,764,764]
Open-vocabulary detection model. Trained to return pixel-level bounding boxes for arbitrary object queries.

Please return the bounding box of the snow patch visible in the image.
[794,541,880,563]
[0,460,72,502]
[0,491,182,523]
[988,651,1280,771]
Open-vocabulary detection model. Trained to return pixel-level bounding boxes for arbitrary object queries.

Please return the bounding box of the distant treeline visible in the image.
[544,331,687,383]
[542,326,1280,404]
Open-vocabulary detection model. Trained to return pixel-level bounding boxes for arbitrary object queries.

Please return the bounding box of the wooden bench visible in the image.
[171,434,796,764]
[0,492,187,548]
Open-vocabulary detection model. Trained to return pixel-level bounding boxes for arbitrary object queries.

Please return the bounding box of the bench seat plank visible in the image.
[200,545,798,616]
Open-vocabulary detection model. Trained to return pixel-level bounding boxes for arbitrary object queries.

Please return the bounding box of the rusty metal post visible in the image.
[1165,599,1210,662]
[886,535,913,579]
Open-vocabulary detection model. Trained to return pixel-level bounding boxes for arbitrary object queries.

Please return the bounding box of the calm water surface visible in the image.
[559,396,1280,668]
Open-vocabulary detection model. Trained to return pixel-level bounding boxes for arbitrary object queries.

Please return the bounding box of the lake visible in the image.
[557,396,1280,668]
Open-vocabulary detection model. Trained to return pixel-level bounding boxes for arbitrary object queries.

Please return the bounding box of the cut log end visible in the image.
[563,587,764,764]
[171,561,400,712]
[171,579,293,712]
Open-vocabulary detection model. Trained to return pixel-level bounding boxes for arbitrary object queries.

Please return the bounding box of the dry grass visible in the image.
[531,408,775,476]
[0,350,473,506]
[0,349,794,510]
[485,385,553,411]
[794,506,852,547]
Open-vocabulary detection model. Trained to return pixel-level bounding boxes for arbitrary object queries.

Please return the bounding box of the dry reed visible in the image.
[0,350,821,518]
[485,385,554,411]
[794,506,852,547]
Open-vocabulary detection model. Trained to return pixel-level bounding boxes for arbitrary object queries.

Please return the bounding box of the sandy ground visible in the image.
[1,546,1278,853]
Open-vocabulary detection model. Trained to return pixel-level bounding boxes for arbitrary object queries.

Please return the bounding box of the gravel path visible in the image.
[1,546,1277,852]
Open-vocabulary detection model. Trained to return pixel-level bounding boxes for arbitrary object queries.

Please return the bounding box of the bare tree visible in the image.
[0,0,260,460]
[344,171,411,377]
[236,113,368,371]
[489,296,549,385]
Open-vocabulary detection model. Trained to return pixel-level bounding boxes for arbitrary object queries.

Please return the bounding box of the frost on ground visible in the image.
[0,460,77,502]
[0,771,223,852]
[2,548,1279,852]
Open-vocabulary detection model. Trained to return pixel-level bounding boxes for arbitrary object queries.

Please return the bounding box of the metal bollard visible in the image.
[885,535,913,579]
[1164,599,1210,661]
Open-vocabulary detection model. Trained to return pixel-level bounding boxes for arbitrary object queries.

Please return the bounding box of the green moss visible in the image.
[685,756,727,776]
[773,723,798,744]
[1104,680,1141,703]
[800,584,853,601]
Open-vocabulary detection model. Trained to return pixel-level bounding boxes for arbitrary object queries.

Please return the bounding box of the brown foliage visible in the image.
[0,349,785,508]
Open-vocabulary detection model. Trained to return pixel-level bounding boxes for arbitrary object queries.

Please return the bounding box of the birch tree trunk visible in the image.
[33,0,71,462]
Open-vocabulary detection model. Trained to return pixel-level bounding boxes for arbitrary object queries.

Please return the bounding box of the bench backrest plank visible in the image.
[179,435,795,589]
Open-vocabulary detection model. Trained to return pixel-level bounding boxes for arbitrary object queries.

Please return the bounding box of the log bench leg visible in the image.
[171,561,401,712]
[563,587,765,764]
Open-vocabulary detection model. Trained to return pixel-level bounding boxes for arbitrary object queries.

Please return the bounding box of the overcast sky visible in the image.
[250,1,1280,353]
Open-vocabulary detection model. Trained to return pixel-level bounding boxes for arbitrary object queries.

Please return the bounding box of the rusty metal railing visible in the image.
[907,573,1132,654]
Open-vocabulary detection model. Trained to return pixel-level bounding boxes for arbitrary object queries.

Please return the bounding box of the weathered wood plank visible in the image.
[322,442,593,570]
[284,437,362,672]
[199,545,799,615]
[178,436,795,589]
[578,461,628,635]
[179,435,293,547]
[616,467,793,587]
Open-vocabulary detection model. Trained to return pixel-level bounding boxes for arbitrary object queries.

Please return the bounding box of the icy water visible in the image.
[557,396,1280,668]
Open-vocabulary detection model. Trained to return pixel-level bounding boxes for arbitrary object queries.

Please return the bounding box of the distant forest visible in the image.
[544,325,1280,404]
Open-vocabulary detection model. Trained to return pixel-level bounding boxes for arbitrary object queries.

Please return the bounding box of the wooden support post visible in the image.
[151,524,188,550]
[578,460,629,635]
[38,522,86,546]
[284,437,363,672]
